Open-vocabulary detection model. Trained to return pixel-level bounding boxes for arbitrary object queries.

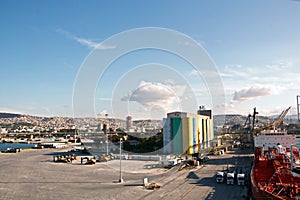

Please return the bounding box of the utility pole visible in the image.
[106,134,109,155]
[297,95,300,122]
[105,113,109,155]
[119,138,123,183]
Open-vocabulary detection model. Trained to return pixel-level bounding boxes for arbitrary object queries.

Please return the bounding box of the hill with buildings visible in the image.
[213,114,272,128]
[0,112,298,134]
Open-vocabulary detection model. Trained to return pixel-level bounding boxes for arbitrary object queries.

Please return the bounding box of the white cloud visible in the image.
[221,63,289,83]
[121,81,184,113]
[220,61,300,93]
[232,86,272,103]
[222,64,251,79]
[164,79,175,85]
[57,29,115,50]
[217,57,300,115]
[266,60,293,70]
[219,72,234,78]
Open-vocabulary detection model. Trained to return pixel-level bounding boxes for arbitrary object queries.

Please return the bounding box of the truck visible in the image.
[226,172,235,185]
[216,171,224,183]
[167,159,178,167]
[237,173,245,186]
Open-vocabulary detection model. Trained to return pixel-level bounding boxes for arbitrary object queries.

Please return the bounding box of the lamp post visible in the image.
[106,135,109,155]
[119,138,123,183]
[103,124,109,155]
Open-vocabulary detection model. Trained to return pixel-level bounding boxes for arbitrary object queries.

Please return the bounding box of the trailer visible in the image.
[216,171,225,183]
[226,172,235,185]
[237,173,245,186]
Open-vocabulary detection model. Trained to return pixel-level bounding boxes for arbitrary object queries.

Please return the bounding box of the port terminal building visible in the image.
[163,109,214,155]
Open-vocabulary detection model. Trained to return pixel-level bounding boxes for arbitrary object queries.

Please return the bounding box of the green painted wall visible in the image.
[172,118,182,154]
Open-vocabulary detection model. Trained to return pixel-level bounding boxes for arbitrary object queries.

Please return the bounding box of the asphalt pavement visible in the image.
[0,147,253,200]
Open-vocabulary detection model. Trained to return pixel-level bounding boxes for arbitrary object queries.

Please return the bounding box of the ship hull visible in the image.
[251,167,282,200]
[251,144,300,200]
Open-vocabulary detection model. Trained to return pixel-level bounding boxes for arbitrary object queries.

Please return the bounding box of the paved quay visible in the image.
[0,147,253,200]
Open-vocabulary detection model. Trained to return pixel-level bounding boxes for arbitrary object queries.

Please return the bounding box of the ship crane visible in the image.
[243,114,252,129]
[241,107,259,145]
[243,107,259,130]
[273,106,291,129]
[241,107,291,145]
[260,106,291,130]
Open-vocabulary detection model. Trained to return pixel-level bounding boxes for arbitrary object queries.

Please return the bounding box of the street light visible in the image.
[106,135,109,155]
[119,137,123,183]
[105,133,109,155]
[103,124,109,155]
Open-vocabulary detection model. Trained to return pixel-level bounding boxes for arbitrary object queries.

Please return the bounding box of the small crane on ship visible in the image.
[243,107,259,131]
[241,106,291,148]
[241,107,259,147]
[258,106,291,131]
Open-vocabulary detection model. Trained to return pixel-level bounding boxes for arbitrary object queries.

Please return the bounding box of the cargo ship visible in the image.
[251,130,300,199]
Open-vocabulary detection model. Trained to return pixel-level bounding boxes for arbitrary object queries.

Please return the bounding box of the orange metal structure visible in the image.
[251,146,300,199]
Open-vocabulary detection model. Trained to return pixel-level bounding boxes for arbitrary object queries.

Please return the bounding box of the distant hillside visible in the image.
[0,113,22,118]
[213,114,273,127]
[0,112,296,127]
[213,114,246,127]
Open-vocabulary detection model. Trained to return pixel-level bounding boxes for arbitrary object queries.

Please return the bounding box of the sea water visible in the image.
[0,143,37,151]
[1,138,300,152]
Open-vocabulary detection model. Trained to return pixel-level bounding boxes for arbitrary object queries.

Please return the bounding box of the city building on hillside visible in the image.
[163,110,213,155]
[126,115,133,131]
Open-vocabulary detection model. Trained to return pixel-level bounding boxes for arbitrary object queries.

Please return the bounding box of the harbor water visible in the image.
[0,143,37,151]
[1,138,300,152]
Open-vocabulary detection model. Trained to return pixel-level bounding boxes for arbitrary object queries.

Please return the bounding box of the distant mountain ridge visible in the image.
[0,113,23,118]
[0,112,297,126]
[213,114,298,128]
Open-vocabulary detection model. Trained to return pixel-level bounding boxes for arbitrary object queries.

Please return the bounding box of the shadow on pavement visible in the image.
[124,183,144,187]
[186,171,199,179]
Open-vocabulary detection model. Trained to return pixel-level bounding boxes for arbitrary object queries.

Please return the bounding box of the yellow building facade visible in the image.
[163,111,213,155]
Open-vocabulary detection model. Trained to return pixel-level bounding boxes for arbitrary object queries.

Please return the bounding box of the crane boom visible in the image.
[273,106,291,128]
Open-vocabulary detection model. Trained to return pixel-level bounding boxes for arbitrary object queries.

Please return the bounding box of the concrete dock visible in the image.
[0,148,253,200]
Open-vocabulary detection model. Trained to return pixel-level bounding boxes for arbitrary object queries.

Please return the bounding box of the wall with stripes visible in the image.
[163,115,213,155]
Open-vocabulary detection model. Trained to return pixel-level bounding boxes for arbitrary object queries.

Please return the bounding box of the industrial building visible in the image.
[163,108,213,155]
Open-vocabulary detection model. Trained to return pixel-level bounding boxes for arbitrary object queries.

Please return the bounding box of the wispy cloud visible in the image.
[96,98,112,101]
[189,69,199,76]
[220,60,300,93]
[266,60,293,70]
[57,29,115,50]
[189,68,222,80]
[221,64,251,79]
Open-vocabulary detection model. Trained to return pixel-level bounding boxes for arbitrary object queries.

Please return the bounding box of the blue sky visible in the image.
[1,0,300,119]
